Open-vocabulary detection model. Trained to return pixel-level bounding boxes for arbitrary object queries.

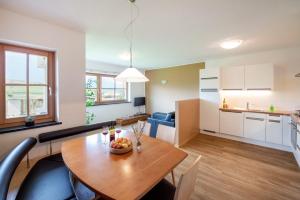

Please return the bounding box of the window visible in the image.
[0,44,55,128]
[85,73,128,105]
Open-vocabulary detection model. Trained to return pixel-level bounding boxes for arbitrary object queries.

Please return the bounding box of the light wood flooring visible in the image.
[174,134,300,200]
[8,133,300,200]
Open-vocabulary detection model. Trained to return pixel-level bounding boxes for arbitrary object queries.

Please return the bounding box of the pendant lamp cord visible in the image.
[124,0,139,68]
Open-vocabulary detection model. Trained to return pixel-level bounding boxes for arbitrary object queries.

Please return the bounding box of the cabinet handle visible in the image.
[201,77,218,80]
[221,110,242,113]
[269,120,281,123]
[200,89,218,92]
[222,88,243,91]
[246,117,265,121]
[269,114,280,117]
[247,88,272,91]
[203,129,216,133]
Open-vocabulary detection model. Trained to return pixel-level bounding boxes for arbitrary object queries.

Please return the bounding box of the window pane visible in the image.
[29,54,48,84]
[29,86,48,116]
[86,75,97,88]
[5,51,27,84]
[86,89,97,104]
[115,89,126,100]
[102,77,114,88]
[101,89,115,101]
[116,80,126,89]
[6,86,27,118]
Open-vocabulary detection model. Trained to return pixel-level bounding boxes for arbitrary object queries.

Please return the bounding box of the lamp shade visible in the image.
[115,67,149,82]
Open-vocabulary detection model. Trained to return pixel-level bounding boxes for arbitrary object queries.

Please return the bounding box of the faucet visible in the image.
[246,102,250,110]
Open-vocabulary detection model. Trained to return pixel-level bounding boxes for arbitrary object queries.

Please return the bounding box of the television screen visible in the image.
[134,97,145,107]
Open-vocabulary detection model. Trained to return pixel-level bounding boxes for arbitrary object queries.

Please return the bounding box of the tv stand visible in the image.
[116,113,150,126]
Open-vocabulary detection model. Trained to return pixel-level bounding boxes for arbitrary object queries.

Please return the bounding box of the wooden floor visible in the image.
[8,133,300,200]
[171,134,300,200]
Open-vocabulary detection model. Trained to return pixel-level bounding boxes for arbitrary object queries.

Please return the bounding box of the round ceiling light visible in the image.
[220,40,243,49]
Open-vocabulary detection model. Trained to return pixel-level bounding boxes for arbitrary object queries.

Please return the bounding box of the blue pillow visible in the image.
[165,113,172,121]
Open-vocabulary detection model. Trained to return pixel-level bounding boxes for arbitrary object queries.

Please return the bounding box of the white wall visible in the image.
[86,60,145,123]
[204,47,300,111]
[0,8,86,158]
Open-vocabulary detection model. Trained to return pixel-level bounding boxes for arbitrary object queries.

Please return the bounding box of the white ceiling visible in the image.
[1,0,300,69]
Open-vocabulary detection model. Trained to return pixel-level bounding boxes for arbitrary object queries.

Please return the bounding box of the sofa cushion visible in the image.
[16,154,75,200]
[165,113,172,121]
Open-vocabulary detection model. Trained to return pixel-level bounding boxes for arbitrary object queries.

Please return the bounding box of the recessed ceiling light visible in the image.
[119,52,131,60]
[220,40,243,49]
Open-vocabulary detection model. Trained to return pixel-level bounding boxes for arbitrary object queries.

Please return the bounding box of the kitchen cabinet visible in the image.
[266,114,283,144]
[200,68,219,79]
[244,113,267,141]
[221,66,244,90]
[220,110,244,136]
[200,92,220,133]
[199,69,220,133]
[282,116,291,146]
[245,63,274,90]
[200,68,220,90]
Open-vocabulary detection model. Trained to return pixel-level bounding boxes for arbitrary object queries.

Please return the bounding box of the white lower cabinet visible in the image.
[220,111,244,136]
[282,116,291,146]
[266,115,283,145]
[244,113,267,142]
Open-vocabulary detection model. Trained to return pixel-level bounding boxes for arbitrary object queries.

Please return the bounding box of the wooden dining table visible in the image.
[61,130,187,200]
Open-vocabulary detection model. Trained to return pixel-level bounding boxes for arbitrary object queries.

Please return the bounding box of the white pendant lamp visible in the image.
[116,0,149,83]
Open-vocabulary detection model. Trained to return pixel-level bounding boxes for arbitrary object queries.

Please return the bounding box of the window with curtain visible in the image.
[0,43,56,128]
[85,73,128,105]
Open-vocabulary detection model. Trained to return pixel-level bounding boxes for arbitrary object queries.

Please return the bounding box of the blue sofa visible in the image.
[147,112,175,138]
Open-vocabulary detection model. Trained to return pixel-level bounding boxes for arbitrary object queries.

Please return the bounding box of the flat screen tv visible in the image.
[134,97,145,107]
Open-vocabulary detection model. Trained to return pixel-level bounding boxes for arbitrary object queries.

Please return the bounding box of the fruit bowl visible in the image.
[110,138,133,155]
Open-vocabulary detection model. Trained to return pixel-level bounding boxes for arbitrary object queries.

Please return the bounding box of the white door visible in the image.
[221,66,245,90]
[200,91,220,133]
[245,63,274,90]
[244,113,267,141]
[220,110,244,136]
[266,115,283,145]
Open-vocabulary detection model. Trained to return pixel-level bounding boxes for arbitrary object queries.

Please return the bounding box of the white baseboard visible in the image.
[200,130,293,152]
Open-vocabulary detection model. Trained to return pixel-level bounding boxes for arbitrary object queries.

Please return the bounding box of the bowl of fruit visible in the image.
[110,137,133,154]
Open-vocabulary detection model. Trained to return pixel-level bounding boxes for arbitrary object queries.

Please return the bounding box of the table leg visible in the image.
[171,170,176,186]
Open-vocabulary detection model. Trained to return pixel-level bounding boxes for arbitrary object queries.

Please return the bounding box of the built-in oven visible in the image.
[291,120,297,150]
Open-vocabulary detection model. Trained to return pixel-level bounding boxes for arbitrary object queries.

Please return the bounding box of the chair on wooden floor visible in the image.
[156,124,176,145]
[137,120,151,136]
[156,124,177,185]
[141,155,201,200]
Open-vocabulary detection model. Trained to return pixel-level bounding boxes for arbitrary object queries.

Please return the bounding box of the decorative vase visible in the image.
[131,122,145,152]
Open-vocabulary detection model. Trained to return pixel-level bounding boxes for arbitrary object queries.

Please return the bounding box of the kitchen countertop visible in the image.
[219,108,292,116]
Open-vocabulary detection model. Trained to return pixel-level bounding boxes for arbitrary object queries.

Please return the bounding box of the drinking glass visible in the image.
[102,126,109,144]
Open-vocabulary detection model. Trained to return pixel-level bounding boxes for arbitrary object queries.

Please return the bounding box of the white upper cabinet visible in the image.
[200,68,219,79]
[245,63,274,90]
[221,66,244,90]
[200,68,220,90]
